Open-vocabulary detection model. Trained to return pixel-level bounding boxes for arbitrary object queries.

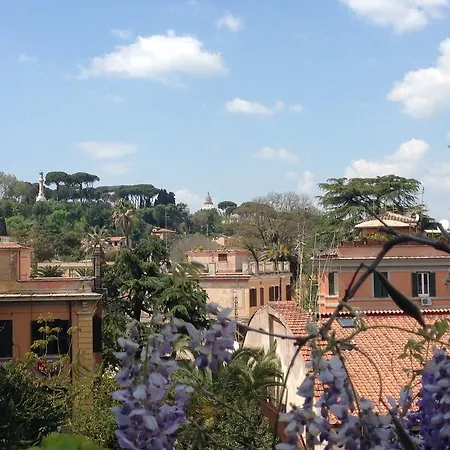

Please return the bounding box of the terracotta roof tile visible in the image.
[267,302,450,412]
[323,243,450,260]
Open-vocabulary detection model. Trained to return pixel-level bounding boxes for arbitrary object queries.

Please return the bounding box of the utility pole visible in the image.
[297,215,306,304]
[164,209,168,253]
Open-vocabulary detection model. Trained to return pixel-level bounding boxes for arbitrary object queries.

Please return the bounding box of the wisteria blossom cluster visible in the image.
[405,348,450,450]
[112,303,236,450]
[112,300,450,450]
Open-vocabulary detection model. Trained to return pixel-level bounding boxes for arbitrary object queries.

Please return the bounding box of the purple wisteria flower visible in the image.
[277,354,404,450]
[112,304,237,449]
[112,319,193,450]
[185,302,237,373]
[404,348,450,450]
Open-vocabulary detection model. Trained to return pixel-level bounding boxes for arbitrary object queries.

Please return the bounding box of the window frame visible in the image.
[328,272,338,297]
[373,271,389,298]
[249,288,257,307]
[0,320,13,359]
[218,253,228,262]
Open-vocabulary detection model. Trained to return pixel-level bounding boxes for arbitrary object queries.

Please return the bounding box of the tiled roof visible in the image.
[0,243,32,249]
[109,236,126,242]
[269,301,313,335]
[322,244,450,260]
[267,301,450,411]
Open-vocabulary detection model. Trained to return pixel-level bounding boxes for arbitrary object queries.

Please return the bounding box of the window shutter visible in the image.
[0,320,13,358]
[411,272,418,297]
[55,320,70,355]
[31,321,43,356]
[92,316,102,353]
[286,285,292,301]
[429,272,436,297]
[260,287,265,306]
[373,273,382,298]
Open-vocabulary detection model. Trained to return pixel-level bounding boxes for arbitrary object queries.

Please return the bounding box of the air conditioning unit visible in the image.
[419,296,432,307]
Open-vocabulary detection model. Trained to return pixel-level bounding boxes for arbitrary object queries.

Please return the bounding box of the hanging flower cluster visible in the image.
[112,304,237,449]
[404,348,450,450]
[111,301,450,450]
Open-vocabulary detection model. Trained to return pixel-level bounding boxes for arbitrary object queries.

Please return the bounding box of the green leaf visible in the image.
[374,270,425,328]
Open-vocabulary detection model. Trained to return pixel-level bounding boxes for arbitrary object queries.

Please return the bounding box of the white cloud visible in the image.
[216,12,243,32]
[345,138,429,178]
[290,104,304,112]
[103,163,133,176]
[225,97,283,116]
[339,0,450,33]
[174,188,203,211]
[254,147,299,163]
[388,39,450,118]
[18,53,36,63]
[76,141,137,159]
[297,171,316,195]
[78,31,226,82]
[111,28,133,40]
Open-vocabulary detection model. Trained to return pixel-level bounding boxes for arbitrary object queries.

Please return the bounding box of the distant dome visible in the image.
[201,192,215,210]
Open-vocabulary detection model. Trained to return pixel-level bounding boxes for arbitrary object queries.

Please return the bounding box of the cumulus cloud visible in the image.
[388,38,450,118]
[174,188,203,211]
[111,28,133,40]
[254,147,299,163]
[225,98,284,116]
[76,141,137,159]
[78,31,226,83]
[344,138,429,178]
[339,0,450,33]
[216,12,243,32]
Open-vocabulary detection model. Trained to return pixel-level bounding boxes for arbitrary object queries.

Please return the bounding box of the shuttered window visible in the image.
[31,319,70,356]
[412,272,436,297]
[269,286,275,302]
[93,316,102,353]
[286,285,292,301]
[260,287,265,306]
[373,272,389,298]
[249,288,257,307]
[0,320,13,358]
[328,272,338,296]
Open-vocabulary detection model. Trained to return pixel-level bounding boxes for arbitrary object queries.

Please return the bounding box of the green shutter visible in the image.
[373,273,382,298]
[429,272,436,297]
[412,272,418,297]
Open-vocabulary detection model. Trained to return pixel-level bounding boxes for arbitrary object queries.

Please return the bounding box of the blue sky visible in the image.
[2,0,450,217]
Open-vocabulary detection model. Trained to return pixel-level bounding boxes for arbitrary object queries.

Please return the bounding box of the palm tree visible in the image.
[34,265,64,277]
[261,242,290,272]
[81,226,109,255]
[112,200,135,247]
[175,343,283,448]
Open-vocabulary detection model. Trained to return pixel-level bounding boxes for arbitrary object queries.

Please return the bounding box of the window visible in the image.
[286,285,292,301]
[337,317,355,328]
[218,253,228,262]
[260,287,265,306]
[0,320,13,358]
[249,288,257,307]
[68,269,75,277]
[269,286,275,302]
[328,272,338,296]
[93,316,102,353]
[412,272,436,297]
[274,285,280,301]
[31,319,70,356]
[373,272,389,298]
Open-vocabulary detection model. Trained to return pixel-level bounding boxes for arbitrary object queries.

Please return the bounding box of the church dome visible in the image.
[201,192,215,210]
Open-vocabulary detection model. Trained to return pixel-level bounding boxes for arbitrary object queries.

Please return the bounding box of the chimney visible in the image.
[92,245,104,291]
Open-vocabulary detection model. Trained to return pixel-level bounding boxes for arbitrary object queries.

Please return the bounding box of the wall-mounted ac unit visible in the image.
[420,296,432,307]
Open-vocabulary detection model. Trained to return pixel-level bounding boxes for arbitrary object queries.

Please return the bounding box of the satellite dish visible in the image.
[439,219,449,231]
